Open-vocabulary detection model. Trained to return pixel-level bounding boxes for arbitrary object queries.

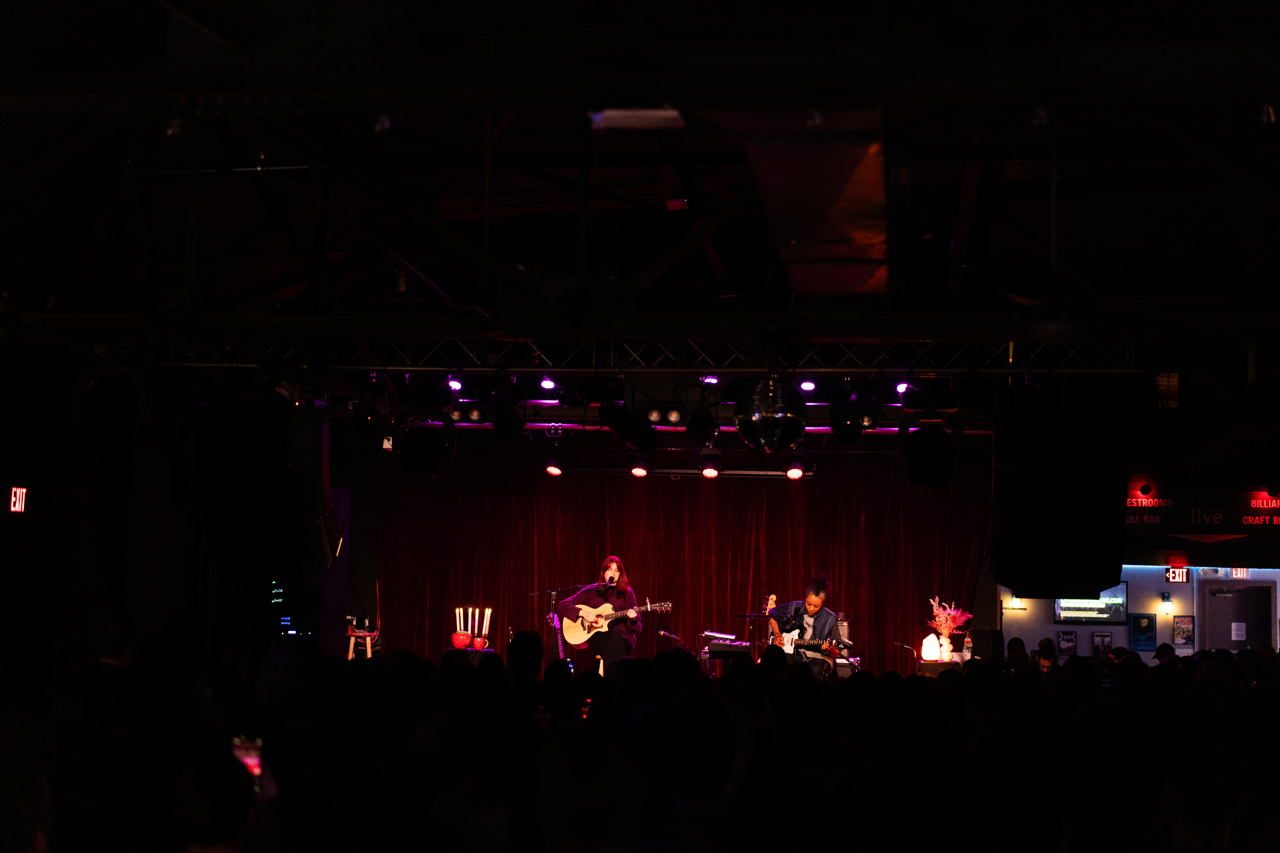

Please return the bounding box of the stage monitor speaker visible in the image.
[992,381,1127,600]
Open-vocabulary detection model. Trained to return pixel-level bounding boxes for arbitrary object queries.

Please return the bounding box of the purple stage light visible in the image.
[700,375,719,385]
[896,382,909,394]
[799,380,816,392]
[540,377,556,390]
[448,379,462,391]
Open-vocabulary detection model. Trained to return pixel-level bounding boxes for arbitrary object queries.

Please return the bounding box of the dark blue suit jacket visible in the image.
[768,600,840,644]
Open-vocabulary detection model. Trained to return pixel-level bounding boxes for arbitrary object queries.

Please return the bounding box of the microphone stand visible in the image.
[894,642,919,674]
[530,582,614,662]
[530,583,601,662]
[659,630,694,655]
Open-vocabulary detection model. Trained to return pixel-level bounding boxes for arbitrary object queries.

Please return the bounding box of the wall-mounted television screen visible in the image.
[1054,582,1127,625]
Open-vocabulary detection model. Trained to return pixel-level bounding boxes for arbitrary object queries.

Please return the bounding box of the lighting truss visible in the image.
[166,334,1139,377]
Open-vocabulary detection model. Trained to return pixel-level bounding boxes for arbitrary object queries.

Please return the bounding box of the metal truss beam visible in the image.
[164,334,1139,376]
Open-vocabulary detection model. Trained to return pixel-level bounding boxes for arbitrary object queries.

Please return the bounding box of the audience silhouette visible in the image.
[8,619,1280,853]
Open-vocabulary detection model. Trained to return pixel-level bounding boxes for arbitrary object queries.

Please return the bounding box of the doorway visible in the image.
[1197,580,1277,652]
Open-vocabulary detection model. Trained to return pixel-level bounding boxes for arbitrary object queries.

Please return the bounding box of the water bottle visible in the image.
[962,634,974,661]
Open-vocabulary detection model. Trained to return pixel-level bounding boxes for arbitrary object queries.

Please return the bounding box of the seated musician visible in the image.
[557,555,641,675]
[768,574,842,679]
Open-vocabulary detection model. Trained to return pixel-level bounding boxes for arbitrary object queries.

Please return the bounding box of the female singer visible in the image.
[557,555,642,675]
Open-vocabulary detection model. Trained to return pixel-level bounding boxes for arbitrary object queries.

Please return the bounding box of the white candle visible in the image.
[483,608,491,637]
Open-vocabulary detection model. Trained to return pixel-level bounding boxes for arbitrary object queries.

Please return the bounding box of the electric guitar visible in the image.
[770,610,851,656]
[561,599,673,649]
[775,630,852,656]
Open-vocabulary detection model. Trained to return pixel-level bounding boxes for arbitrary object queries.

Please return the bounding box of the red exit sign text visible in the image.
[1165,567,1189,583]
[9,487,27,513]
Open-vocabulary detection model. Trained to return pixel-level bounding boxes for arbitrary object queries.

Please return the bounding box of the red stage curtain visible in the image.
[373,439,991,675]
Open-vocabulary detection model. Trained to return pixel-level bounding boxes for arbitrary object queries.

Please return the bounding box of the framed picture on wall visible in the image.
[1093,632,1112,656]
[1130,612,1157,651]
[1173,615,1195,647]
[1057,630,1077,660]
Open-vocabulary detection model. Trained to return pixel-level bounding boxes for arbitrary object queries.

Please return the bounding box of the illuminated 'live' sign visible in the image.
[9,487,27,513]
[1165,567,1189,583]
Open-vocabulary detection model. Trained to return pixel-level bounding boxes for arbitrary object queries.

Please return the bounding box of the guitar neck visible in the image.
[790,638,848,650]
[603,603,659,622]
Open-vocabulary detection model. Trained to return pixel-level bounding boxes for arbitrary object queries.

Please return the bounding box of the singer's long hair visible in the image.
[598,555,630,596]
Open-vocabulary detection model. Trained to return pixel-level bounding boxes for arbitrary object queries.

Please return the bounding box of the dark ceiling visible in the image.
[2,1,1280,449]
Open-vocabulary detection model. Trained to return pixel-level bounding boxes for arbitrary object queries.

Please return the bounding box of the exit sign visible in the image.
[9,487,26,513]
[1231,567,1251,579]
[1165,567,1189,583]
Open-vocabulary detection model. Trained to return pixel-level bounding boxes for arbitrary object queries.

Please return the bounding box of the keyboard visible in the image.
[708,640,752,659]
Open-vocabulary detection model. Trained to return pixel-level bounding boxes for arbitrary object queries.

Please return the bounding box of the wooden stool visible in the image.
[347,629,378,661]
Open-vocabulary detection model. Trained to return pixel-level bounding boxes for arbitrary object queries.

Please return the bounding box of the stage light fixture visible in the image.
[784,449,806,480]
[799,380,816,392]
[598,402,658,454]
[685,408,718,444]
[449,409,462,421]
[545,449,564,477]
[699,447,722,479]
[830,383,880,442]
[701,375,719,385]
[898,415,960,488]
[646,408,662,423]
[896,382,910,395]
[733,377,806,452]
[396,417,457,479]
[630,455,650,478]
[540,377,556,390]
[274,379,300,402]
[490,385,526,439]
[448,378,462,391]
[465,406,485,423]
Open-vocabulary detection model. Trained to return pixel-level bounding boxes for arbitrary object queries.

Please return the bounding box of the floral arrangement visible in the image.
[927,596,973,638]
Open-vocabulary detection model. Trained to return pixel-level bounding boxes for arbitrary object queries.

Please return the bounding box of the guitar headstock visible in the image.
[765,594,776,613]
[649,602,673,613]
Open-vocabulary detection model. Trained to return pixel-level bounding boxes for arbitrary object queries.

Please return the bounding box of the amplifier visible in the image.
[708,640,752,659]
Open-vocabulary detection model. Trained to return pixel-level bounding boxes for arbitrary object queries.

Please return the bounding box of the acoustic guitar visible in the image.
[562,599,673,649]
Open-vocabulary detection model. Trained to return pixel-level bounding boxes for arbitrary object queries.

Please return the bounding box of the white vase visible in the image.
[939,636,953,662]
